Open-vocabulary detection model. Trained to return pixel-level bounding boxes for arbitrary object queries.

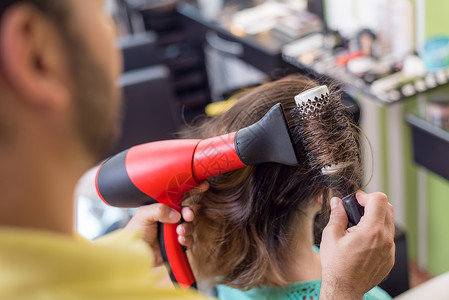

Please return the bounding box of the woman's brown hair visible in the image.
[182,75,361,290]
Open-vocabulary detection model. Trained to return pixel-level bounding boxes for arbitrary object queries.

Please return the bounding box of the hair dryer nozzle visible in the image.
[235,103,299,166]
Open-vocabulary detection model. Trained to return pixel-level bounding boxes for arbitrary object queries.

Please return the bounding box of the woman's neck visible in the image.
[283,208,322,283]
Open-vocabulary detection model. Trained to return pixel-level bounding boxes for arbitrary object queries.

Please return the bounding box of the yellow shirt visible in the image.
[0,227,207,299]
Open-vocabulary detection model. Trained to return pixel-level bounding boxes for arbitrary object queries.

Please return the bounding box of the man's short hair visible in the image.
[0,0,68,24]
[0,0,15,17]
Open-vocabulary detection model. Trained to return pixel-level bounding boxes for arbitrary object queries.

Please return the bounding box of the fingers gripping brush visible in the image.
[290,86,364,226]
[95,103,300,290]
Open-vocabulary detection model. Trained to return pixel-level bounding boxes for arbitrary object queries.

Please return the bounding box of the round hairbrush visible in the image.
[291,85,364,226]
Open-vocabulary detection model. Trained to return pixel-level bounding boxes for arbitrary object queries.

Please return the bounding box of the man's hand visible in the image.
[319,191,395,300]
[124,205,195,266]
[124,182,208,267]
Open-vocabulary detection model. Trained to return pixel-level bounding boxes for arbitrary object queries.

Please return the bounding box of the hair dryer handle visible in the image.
[157,222,197,290]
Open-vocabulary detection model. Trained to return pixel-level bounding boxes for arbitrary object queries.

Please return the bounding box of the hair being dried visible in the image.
[182,75,361,290]
[290,90,362,198]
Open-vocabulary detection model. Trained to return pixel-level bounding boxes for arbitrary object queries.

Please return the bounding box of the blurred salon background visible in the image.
[76,0,449,297]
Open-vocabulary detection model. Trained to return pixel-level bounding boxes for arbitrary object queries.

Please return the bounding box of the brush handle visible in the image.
[320,174,363,225]
[342,195,364,225]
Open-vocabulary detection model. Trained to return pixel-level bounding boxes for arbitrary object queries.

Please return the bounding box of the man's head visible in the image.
[0,0,122,165]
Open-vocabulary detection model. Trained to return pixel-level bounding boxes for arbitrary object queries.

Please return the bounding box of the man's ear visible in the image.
[0,3,71,110]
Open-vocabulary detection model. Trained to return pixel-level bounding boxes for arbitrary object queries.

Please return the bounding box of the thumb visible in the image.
[324,197,348,238]
[134,203,181,225]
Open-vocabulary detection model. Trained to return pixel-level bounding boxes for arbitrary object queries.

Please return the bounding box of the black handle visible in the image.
[343,195,364,225]
[157,222,197,290]
[157,222,176,283]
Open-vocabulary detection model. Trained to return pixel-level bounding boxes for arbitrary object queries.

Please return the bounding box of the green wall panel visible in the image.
[379,106,390,197]
[426,1,449,38]
[403,98,419,263]
[427,172,449,275]
[425,0,449,275]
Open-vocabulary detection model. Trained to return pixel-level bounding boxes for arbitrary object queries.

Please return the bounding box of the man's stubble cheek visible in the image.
[70,40,124,163]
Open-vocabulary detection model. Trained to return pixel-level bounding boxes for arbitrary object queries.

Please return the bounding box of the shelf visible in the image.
[407,114,449,181]
[284,51,449,106]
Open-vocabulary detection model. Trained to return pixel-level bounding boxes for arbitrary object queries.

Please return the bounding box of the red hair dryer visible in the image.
[95,103,299,290]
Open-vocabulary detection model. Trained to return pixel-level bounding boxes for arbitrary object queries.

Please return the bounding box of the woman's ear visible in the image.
[317,194,324,206]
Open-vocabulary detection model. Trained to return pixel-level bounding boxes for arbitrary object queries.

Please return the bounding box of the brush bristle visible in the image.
[296,94,330,117]
[289,86,362,194]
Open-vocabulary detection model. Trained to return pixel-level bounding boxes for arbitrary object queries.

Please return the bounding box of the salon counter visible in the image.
[407,114,449,182]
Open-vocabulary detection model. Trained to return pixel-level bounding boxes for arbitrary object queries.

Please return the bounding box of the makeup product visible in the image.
[428,92,449,130]
[423,36,449,72]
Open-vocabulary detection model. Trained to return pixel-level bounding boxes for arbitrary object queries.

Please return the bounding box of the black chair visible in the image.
[378,225,410,297]
[110,65,181,155]
[119,31,162,72]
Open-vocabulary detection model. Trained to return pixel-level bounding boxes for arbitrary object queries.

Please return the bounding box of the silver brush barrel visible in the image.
[294,85,364,225]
